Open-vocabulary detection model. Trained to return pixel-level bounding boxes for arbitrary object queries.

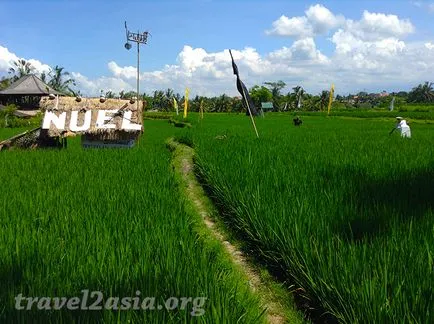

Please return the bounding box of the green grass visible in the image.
[295,109,434,120]
[0,120,265,323]
[0,127,32,141]
[1,112,432,323]
[189,113,434,323]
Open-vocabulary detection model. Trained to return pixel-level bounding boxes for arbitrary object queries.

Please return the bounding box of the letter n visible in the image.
[42,112,66,130]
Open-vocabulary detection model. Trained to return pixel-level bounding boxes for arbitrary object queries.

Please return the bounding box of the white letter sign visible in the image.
[70,110,91,132]
[122,111,142,131]
[96,110,118,129]
[42,112,67,130]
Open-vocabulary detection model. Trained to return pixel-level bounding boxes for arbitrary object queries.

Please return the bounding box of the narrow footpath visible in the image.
[167,138,304,324]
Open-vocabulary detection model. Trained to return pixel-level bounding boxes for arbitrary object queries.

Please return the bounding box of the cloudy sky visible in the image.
[1,0,434,96]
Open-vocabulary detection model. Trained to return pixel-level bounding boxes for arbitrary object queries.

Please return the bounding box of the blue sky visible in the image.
[1,0,434,96]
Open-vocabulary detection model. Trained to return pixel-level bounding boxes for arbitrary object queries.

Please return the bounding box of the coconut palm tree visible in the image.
[105,90,115,99]
[40,72,48,83]
[408,82,434,103]
[8,59,35,81]
[320,90,329,111]
[152,90,165,110]
[48,65,76,94]
[293,86,304,109]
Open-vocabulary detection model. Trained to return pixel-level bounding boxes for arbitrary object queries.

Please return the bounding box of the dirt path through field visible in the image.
[167,138,298,324]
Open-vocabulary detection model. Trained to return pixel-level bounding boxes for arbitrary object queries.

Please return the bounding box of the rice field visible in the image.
[0,127,31,141]
[0,121,265,323]
[1,112,433,323]
[188,114,434,323]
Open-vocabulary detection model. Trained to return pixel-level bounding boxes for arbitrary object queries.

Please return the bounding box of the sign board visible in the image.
[81,138,136,149]
[127,32,148,44]
[41,109,142,133]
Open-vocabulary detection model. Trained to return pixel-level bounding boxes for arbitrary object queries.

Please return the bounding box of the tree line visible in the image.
[1,59,433,112]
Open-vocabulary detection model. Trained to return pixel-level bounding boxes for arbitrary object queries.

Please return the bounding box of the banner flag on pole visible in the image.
[184,88,189,119]
[229,49,259,138]
[229,50,259,117]
[327,84,335,115]
[173,98,179,115]
[200,99,204,119]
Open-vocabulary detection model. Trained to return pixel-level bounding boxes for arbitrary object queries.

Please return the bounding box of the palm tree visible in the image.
[48,65,76,94]
[264,80,286,111]
[163,88,175,111]
[293,86,304,109]
[152,90,165,110]
[214,94,232,112]
[320,90,329,111]
[408,82,434,103]
[105,90,115,99]
[40,72,48,83]
[8,59,35,81]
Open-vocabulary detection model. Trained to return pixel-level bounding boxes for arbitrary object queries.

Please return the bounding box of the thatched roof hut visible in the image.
[0,74,62,109]
[0,75,61,96]
[39,96,143,140]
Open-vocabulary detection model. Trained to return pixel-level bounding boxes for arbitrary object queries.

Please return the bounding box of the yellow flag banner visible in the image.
[173,98,178,115]
[327,84,335,116]
[200,99,204,119]
[184,88,189,119]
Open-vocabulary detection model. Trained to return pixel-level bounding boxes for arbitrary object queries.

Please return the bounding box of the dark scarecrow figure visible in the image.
[293,116,303,126]
[229,49,259,116]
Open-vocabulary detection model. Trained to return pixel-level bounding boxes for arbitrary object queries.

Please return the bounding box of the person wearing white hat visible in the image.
[389,117,411,138]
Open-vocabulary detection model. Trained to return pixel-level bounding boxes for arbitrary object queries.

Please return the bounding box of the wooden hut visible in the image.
[0,74,61,108]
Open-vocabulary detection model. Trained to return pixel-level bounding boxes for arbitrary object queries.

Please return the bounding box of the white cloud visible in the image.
[411,1,434,13]
[108,61,136,79]
[305,4,344,34]
[27,59,50,74]
[327,10,414,73]
[267,5,414,41]
[105,46,271,96]
[332,30,406,58]
[266,4,344,38]
[350,11,415,41]
[268,38,329,65]
[0,46,19,72]
[3,37,434,97]
[425,42,434,50]
[72,72,134,96]
[265,15,313,38]
[0,45,50,75]
[262,6,424,93]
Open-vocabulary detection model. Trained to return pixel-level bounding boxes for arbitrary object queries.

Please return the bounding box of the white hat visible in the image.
[396,116,403,120]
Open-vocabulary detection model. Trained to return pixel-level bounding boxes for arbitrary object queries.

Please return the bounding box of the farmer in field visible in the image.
[389,117,411,138]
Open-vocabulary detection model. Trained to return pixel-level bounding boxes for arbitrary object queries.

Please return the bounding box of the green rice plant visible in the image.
[0,120,265,323]
[192,114,434,323]
[294,109,434,120]
[0,128,32,141]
